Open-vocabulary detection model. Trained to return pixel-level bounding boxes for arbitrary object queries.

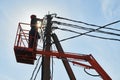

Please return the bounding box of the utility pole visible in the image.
[41,15,53,80]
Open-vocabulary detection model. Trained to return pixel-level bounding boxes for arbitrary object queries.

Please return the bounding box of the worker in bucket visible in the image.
[29,14,40,49]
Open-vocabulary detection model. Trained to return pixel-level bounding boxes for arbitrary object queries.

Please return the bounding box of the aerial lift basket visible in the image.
[14,23,36,64]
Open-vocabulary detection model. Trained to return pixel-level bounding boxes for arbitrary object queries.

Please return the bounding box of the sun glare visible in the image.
[36,20,42,28]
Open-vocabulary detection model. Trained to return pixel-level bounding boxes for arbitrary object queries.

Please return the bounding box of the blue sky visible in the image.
[0,0,120,80]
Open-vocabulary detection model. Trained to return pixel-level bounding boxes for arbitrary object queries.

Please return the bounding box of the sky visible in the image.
[0,0,120,80]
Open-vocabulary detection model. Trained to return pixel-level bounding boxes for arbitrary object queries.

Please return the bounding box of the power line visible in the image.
[55,16,102,27]
[33,61,42,80]
[84,68,100,77]
[56,27,120,42]
[53,21,120,37]
[52,18,120,42]
[105,27,120,32]
[30,56,41,80]
[55,16,120,32]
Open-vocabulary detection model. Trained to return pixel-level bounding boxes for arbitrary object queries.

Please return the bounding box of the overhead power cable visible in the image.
[55,16,120,32]
[55,27,120,42]
[33,62,42,80]
[60,34,120,42]
[30,56,41,80]
[53,21,120,37]
[52,19,120,42]
[84,68,100,77]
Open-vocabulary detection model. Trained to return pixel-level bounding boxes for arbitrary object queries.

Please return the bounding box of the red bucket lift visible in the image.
[14,23,36,64]
[14,22,111,80]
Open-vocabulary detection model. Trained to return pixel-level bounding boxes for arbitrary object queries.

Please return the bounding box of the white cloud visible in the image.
[101,0,120,20]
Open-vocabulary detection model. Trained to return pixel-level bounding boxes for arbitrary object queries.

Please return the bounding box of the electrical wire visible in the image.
[52,21,120,42]
[53,21,120,37]
[54,16,120,42]
[60,34,120,42]
[84,68,100,77]
[33,61,42,80]
[55,16,120,32]
[55,27,120,42]
[30,56,41,80]
[105,27,120,32]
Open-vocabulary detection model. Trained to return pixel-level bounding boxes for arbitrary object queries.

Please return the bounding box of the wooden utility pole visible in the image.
[41,15,52,80]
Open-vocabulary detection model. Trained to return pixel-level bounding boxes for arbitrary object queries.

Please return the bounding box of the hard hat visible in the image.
[30,14,36,19]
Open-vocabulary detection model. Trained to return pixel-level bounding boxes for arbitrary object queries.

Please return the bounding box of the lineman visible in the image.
[29,14,40,49]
